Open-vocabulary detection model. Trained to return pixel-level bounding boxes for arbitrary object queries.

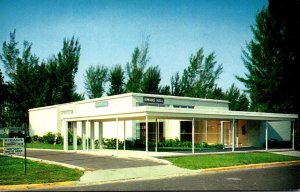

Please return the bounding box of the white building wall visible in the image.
[164,120,180,140]
[29,106,59,136]
[259,121,291,145]
[102,121,133,141]
[268,121,291,141]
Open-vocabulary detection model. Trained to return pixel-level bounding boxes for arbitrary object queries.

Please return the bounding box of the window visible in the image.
[180,121,192,141]
[138,122,164,141]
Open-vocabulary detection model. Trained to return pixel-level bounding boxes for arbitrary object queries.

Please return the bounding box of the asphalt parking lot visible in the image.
[25,149,166,170]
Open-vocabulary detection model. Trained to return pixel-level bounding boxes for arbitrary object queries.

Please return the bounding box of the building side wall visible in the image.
[29,107,59,136]
[268,121,291,141]
[133,95,229,110]
[247,120,261,147]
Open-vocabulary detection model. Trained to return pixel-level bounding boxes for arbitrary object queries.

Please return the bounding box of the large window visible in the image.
[138,122,164,141]
[180,121,192,141]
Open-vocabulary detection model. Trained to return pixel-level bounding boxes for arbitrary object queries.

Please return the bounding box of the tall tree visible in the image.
[141,65,161,94]
[159,85,171,95]
[84,65,108,99]
[0,32,47,127]
[107,64,125,96]
[0,69,8,127]
[171,48,223,99]
[237,0,299,114]
[125,40,149,93]
[55,36,81,103]
[170,72,183,96]
[224,84,249,111]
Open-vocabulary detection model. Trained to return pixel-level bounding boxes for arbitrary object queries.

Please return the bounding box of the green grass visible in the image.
[26,142,83,150]
[0,155,84,185]
[164,152,300,170]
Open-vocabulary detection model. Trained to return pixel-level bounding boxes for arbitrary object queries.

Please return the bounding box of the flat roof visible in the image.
[62,106,298,122]
[29,92,229,112]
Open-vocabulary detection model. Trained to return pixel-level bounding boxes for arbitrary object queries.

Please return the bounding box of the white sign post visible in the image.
[3,138,26,175]
[3,138,24,155]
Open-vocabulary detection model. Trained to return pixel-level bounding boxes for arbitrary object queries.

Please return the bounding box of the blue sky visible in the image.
[0,0,267,96]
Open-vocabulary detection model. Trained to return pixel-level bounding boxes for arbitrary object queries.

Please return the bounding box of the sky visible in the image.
[0,0,268,97]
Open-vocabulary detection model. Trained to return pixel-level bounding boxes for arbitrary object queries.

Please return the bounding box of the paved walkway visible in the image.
[79,165,196,185]
[26,149,166,171]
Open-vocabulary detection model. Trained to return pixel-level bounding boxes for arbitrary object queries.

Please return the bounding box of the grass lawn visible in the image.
[26,143,83,150]
[163,152,300,170]
[0,155,84,185]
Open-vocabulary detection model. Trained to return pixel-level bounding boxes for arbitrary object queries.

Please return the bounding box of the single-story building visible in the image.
[28,93,298,154]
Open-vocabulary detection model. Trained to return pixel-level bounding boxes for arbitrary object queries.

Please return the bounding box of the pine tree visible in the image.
[107,64,125,96]
[84,65,108,99]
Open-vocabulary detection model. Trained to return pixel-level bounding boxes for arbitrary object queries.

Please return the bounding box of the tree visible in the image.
[125,40,149,93]
[159,85,171,95]
[171,48,223,99]
[141,65,161,94]
[1,31,83,128]
[236,0,299,114]
[0,69,8,127]
[170,72,183,96]
[84,65,108,99]
[107,64,125,96]
[224,84,249,111]
[54,36,81,103]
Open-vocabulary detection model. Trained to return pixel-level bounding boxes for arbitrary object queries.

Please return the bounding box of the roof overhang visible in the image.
[62,106,298,122]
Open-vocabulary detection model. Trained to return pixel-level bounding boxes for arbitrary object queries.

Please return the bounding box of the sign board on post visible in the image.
[3,138,24,155]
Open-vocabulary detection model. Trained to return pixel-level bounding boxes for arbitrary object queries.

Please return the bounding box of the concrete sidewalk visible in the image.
[271,150,300,157]
[78,164,197,185]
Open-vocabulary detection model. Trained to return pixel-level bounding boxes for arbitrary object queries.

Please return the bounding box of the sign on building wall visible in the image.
[95,100,109,108]
[3,138,24,155]
[143,97,164,104]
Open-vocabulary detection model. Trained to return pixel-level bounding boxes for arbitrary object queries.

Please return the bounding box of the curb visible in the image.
[200,160,300,173]
[0,181,76,190]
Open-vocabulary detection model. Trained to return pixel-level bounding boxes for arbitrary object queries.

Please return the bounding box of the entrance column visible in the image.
[205,120,208,142]
[146,116,149,157]
[73,122,77,150]
[155,119,158,153]
[221,121,224,147]
[116,118,119,154]
[63,120,68,151]
[231,119,235,152]
[192,117,195,154]
[86,121,91,150]
[98,122,103,149]
[292,121,295,150]
[90,121,95,150]
[265,121,268,151]
[124,120,126,151]
[82,121,86,150]
[76,121,82,150]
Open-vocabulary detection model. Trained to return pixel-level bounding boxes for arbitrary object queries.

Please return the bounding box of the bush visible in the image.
[56,133,63,144]
[32,135,39,142]
[37,136,44,143]
[43,132,56,144]
[267,138,291,148]
[77,136,82,145]
[103,138,117,149]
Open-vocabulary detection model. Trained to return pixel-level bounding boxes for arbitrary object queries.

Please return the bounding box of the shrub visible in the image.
[103,138,116,149]
[32,135,39,142]
[267,138,291,148]
[43,132,56,144]
[56,133,63,144]
[77,136,82,145]
[37,136,44,143]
